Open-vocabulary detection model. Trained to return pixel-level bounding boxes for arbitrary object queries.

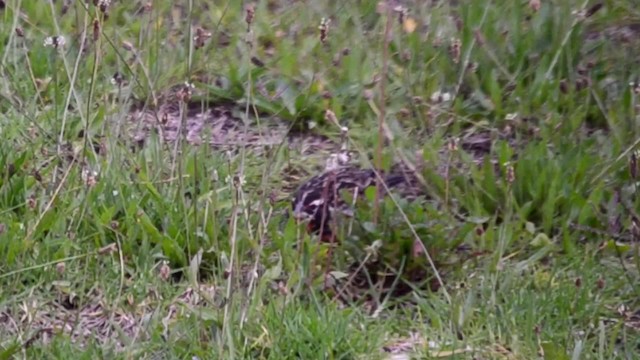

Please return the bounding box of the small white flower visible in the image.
[81,168,98,180]
[430,90,451,103]
[81,168,99,187]
[234,175,246,186]
[44,35,66,49]
[225,174,246,187]
[324,152,350,170]
[505,112,518,121]
[337,151,350,164]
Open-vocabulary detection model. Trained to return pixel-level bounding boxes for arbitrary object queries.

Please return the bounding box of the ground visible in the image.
[0,0,639,359]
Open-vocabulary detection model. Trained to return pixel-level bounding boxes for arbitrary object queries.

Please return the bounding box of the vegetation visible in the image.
[0,0,638,358]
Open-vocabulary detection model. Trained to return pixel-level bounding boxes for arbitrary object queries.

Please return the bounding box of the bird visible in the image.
[290,157,425,243]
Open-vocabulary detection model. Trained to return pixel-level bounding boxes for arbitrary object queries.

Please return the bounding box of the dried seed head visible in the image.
[473,29,485,47]
[269,191,277,206]
[433,36,443,48]
[559,79,569,94]
[319,17,331,44]
[577,64,587,76]
[529,0,541,12]
[630,151,638,179]
[250,56,265,67]
[505,162,515,184]
[609,213,622,234]
[122,40,134,51]
[393,5,408,25]
[33,170,42,182]
[159,261,171,281]
[398,108,411,118]
[575,277,582,288]
[82,168,98,187]
[232,174,246,187]
[575,76,591,91]
[277,281,288,296]
[56,262,66,275]
[27,195,37,210]
[95,0,111,12]
[596,276,605,290]
[194,27,212,49]
[176,82,195,103]
[449,38,461,64]
[15,27,24,37]
[111,72,125,87]
[401,49,411,61]
[245,3,255,28]
[110,220,119,230]
[93,19,100,42]
[454,16,464,32]
[332,52,343,66]
[447,137,460,152]
[324,109,340,128]
[585,3,603,18]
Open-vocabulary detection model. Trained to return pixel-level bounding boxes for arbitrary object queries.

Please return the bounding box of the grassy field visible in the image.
[1,0,639,359]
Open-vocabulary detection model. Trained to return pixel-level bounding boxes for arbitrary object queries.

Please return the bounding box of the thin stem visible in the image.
[374,2,393,224]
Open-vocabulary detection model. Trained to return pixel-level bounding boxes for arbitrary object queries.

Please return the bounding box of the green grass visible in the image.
[1,0,640,359]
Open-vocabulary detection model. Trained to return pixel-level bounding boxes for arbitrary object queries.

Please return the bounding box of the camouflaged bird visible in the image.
[290,160,425,242]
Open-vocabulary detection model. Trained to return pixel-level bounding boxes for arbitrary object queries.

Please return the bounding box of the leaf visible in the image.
[362,222,377,234]
[604,240,631,253]
[329,271,349,280]
[530,232,551,247]
[525,221,536,234]
[185,304,221,324]
[0,342,21,360]
[264,256,283,281]
[467,216,491,224]
[188,248,204,284]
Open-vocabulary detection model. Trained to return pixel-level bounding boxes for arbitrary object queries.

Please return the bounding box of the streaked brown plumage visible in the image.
[290,162,425,242]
